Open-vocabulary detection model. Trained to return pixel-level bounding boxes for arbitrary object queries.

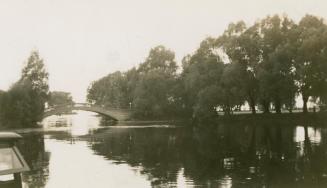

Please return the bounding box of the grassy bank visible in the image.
[118,111,327,127]
[215,111,327,127]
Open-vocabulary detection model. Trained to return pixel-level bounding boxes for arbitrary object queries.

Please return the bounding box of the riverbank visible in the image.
[214,111,327,127]
[124,111,327,127]
[98,111,327,127]
[1,111,326,131]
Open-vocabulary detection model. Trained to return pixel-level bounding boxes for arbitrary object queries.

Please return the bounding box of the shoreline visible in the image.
[0,111,326,131]
[211,111,327,127]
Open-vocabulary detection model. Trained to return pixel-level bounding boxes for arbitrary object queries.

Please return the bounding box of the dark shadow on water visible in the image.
[17,133,50,187]
[87,119,327,187]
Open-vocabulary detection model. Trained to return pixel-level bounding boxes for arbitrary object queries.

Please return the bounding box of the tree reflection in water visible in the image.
[87,120,327,187]
[12,116,327,188]
[17,133,50,188]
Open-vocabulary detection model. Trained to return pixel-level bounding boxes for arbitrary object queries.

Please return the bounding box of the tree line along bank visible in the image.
[1,14,327,127]
[87,14,327,120]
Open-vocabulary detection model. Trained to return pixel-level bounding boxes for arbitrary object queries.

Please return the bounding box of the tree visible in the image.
[87,71,128,108]
[257,15,297,113]
[218,21,262,114]
[194,85,221,119]
[181,38,225,118]
[20,51,49,117]
[48,91,74,107]
[124,67,139,108]
[86,14,327,120]
[21,51,49,99]
[133,46,178,118]
[294,15,327,113]
[218,63,246,115]
[138,45,177,75]
[0,90,6,123]
[1,80,34,126]
[87,45,179,119]
[0,51,49,127]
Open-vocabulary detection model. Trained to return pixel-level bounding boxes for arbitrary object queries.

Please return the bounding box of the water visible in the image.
[9,111,327,187]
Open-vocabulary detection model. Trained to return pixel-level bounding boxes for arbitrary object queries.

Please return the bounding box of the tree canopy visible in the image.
[48,91,74,107]
[0,51,49,127]
[87,14,327,120]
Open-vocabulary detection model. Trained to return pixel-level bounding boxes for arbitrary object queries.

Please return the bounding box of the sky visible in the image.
[0,0,327,102]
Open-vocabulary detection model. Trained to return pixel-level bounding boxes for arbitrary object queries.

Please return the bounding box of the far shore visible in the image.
[213,111,327,126]
[0,111,326,131]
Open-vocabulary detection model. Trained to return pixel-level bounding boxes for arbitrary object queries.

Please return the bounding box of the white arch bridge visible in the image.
[44,103,132,121]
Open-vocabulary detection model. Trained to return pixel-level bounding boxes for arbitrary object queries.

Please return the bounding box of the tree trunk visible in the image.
[224,106,231,116]
[302,95,308,113]
[262,100,270,114]
[274,98,281,114]
[251,103,256,114]
[249,96,256,115]
[288,98,293,113]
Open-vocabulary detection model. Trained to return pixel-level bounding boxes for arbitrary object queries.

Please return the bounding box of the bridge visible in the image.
[43,103,132,121]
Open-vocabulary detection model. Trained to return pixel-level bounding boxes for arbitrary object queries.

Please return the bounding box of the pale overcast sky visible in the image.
[0,0,326,102]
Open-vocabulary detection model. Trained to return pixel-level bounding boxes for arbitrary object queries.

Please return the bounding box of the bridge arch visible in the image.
[43,103,131,121]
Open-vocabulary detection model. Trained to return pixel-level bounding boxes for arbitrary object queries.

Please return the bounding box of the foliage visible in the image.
[87,71,129,108]
[133,46,177,118]
[257,15,298,113]
[294,15,327,112]
[87,14,327,120]
[181,38,224,118]
[0,51,49,127]
[48,91,74,107]
[218,21,261,114]
[87,46,178,119]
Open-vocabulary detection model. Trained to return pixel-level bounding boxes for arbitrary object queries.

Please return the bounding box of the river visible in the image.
[8,111,327,187]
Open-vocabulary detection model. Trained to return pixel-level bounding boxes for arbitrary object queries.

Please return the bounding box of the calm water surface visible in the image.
[11,111,327,187]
